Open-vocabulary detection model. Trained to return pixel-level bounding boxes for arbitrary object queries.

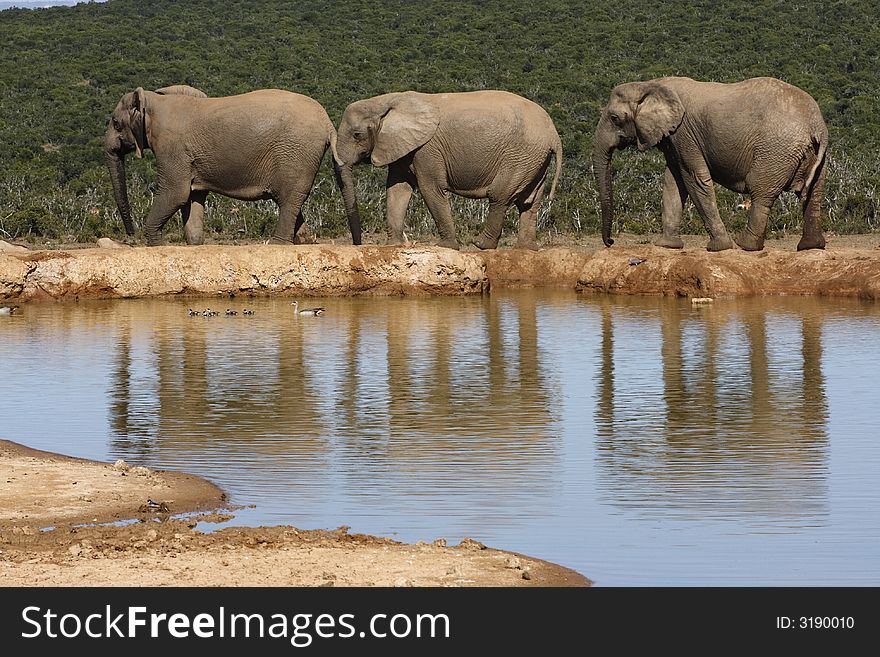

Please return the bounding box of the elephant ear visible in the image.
[129,87,149,159]
[633,82,684,151]
[371,93,440,167]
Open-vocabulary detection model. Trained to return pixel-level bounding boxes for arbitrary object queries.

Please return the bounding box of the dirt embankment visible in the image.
[2,235,880,302]
[0,441,588,587]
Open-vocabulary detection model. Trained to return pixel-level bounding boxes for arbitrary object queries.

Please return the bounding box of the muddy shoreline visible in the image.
[2,233,880,302]
[0,440,589,587]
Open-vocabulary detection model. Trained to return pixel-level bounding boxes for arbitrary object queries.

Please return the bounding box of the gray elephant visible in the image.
[592,76,828,251]
[104,87,361,246]
[335,90,562,250]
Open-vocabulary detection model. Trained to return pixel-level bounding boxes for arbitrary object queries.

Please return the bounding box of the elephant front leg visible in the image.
[655,167,687,249]
[386,166,415,244]
[144,183,191,246]
[419,185,459,250]
[682,163,734,252]
[182,190,207,245]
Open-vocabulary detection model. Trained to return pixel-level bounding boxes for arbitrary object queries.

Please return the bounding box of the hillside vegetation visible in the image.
[0,0,878,245]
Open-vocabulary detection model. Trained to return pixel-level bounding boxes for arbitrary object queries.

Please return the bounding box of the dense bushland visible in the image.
[0,0,878,245]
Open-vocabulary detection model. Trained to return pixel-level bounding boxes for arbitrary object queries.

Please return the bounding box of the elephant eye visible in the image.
[609,113,621,125]
[352,130,365,141]
[112,118,122,131]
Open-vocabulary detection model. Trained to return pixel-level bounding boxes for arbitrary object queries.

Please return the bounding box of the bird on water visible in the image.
[292,301,325,316]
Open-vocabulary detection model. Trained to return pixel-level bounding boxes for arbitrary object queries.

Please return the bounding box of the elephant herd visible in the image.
[104,76,829,252]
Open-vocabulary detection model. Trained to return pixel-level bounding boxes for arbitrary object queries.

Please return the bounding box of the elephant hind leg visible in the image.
[270,194,308,244]
[734,196,775,251]
[473,201,509,250]
[182,190,208,245]
[797,158,826,251]
[513,184,545,251]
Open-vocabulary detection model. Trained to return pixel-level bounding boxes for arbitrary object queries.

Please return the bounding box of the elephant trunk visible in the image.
[334,161,362,245]
[105,150,134,236]
[592,117,618,247]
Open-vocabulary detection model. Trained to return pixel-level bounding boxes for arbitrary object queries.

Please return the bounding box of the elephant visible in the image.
[104,87,361,246]
[335,90,562,250]
[592,76,828,252]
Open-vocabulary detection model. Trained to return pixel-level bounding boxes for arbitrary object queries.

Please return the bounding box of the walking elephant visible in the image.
[592,77,828,251]
[104,87,361,246]
[335,90,562,250]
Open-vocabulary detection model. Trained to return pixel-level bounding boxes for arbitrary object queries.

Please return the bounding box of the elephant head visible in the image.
[103,85,206,236]
[336,92,440,167]
[592,80,684,246]
[103,88,150,236]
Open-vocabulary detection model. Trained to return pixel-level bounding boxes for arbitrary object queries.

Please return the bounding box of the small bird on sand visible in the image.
[292,301,325,316]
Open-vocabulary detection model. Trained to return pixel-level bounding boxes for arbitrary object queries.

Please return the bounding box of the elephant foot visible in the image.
[796,234,826,251]
[515,238,540,251]
[472,235,498,250]
[706,235,735,252]
[654,235,684,249]
[268,236,294,245]
[437,237,460,250]
[293,227,317,245]
[733,231,764,252]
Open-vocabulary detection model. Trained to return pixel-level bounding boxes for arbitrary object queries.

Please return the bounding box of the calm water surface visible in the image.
[1,291,878,586]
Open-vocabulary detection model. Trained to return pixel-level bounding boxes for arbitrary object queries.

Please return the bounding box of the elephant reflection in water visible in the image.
[109,302,330,466]
[595,298,829,521]
[332,294,560,503]
[109,296,560,502]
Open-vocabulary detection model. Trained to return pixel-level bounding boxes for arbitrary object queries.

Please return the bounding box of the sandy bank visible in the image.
[2,234,880,302]
[0,441,588,587]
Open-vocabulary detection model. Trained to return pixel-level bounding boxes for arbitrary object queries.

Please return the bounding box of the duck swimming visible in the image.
[0,305,20,315]
[292,301,325,316]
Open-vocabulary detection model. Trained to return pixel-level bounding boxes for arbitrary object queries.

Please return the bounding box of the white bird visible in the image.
[292,301,325,316]
[0,305,20,315]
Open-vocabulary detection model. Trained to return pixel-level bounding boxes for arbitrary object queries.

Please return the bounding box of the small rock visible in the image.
[522,569,532,580]
[319,580,335,587]
[68,544,82,557]
[458,537,486,551]
[0,240,28,253]
[97,237,132,249]
[113,459,130,472]
[504,556,522,570]
[445,565,463,576]
[130,466,151,476]
[432,538,447,548]
[145,529,158,542]
[393,577,413,587]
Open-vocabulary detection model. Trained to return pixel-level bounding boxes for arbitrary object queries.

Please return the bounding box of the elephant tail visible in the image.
[328,125,344,167]
[802,133,827,205]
